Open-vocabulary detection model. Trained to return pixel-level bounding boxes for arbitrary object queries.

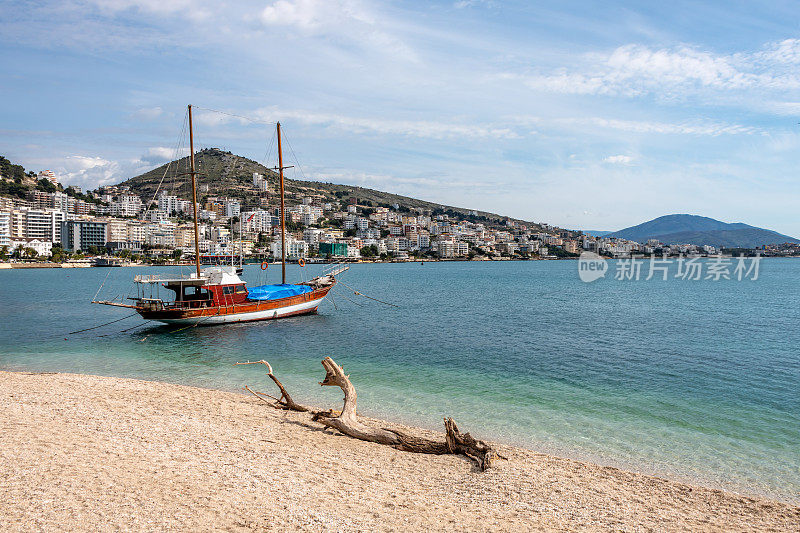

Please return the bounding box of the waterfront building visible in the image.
[319,242,347,257]
[9,208,66,243]
[271,237,309,259]
[10,238,52,257]
[60,220,108,252]
[0,211,10,248]
[440,240,456,257]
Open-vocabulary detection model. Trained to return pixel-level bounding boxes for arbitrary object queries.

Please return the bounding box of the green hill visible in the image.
[118,148,551,230]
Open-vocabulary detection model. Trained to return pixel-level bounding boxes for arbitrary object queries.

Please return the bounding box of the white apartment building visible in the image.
[11,238,52,257]
[252,172,269,192]
[127,222,148,244]
[303,228,324,247]
[224,200,240,218]
[148,225,176,248]
[271,237,308,259]
[8,210,25,239]
[38,170,58,185]
[144,210,168,223]
[0,211,10,247]
[434,240,455,257]
[157,193,187,216]
[19,209,66,243]
[111,194,143,217]
[241,210,272,233]
[386,236,400,253]
[433,240,469,258]
[106,219,129,243]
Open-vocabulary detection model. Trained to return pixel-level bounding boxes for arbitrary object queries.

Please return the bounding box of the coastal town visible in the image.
[2,160,796,267]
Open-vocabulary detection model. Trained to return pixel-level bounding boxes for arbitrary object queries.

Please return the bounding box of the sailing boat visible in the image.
[94,105,345,325]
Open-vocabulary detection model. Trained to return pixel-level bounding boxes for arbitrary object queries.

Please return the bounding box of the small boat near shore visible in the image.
[95,264,345,325]
[94,105,345,326]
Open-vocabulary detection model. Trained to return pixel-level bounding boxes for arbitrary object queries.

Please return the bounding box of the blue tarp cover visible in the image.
[247,283,312,301]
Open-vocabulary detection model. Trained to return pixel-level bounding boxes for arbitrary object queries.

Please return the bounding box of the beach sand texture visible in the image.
[1,371,798,532]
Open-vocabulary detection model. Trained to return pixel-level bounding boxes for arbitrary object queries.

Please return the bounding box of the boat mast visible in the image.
[188,105,202,278]
[277,122,286,284]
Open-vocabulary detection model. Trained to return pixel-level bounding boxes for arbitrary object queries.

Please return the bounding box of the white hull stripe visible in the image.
[154,297,323,325]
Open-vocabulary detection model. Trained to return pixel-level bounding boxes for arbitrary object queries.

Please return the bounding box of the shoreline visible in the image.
[2,370,798,531]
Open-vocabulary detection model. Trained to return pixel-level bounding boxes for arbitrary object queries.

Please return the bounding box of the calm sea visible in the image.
[1,260,798,502]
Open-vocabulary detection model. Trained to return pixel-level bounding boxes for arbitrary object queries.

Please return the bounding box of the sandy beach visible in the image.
[1,371,797,532]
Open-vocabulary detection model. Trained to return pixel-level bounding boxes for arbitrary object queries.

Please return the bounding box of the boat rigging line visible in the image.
[326,292,340,311]
[68,313,138,335]
[331,288,364,307]
[190,106,275,126]
[147,111,189,209]
[92,269,113,302]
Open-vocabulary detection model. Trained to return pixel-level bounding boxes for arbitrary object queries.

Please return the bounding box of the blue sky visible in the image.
[2,1,800,235]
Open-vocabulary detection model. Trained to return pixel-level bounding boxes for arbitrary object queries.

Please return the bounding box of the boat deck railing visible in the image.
[323,263,349,277]
[134,274,207,285]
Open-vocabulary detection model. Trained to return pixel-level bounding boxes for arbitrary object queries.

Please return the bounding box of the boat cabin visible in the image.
[134,266,250,310]
[166,282,249,308]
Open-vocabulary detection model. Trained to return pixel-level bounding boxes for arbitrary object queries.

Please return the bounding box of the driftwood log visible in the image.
[237,356,502,471]
[234,360,312,413]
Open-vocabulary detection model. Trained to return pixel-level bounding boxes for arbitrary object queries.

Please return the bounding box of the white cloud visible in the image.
[311,170,491,190]
[516,41,800,99]
[86,0,211,20]
[453,0,494,8]
[59,156,122,189]
[141,146,188,165]
[259,0,417,61]
[514,115,759,137]
[130,106,164,121]
[260,0,368,32]
[603,155,633,164]
[764,101,800,116]
[252,107,520,140]
[558,117,760,136]
[753,38,800,65]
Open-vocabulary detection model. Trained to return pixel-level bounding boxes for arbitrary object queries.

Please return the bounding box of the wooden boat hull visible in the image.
[137,285,332,326]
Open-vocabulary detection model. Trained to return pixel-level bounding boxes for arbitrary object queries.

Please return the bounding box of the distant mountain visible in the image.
[607,214,799,248]
[117,148,554,230]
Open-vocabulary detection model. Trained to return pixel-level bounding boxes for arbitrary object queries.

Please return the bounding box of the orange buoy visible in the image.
[298,258,306,267]
[261,261,269,270]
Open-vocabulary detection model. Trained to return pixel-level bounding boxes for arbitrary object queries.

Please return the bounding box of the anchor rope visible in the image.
[68,313,137,335]
[336,280,399,308]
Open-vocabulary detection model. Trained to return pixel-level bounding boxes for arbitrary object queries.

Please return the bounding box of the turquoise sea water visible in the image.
[1,260,798,502]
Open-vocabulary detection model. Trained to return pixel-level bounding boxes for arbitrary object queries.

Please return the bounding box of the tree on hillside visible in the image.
[0,155,28,182]
[36,178,57,193]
